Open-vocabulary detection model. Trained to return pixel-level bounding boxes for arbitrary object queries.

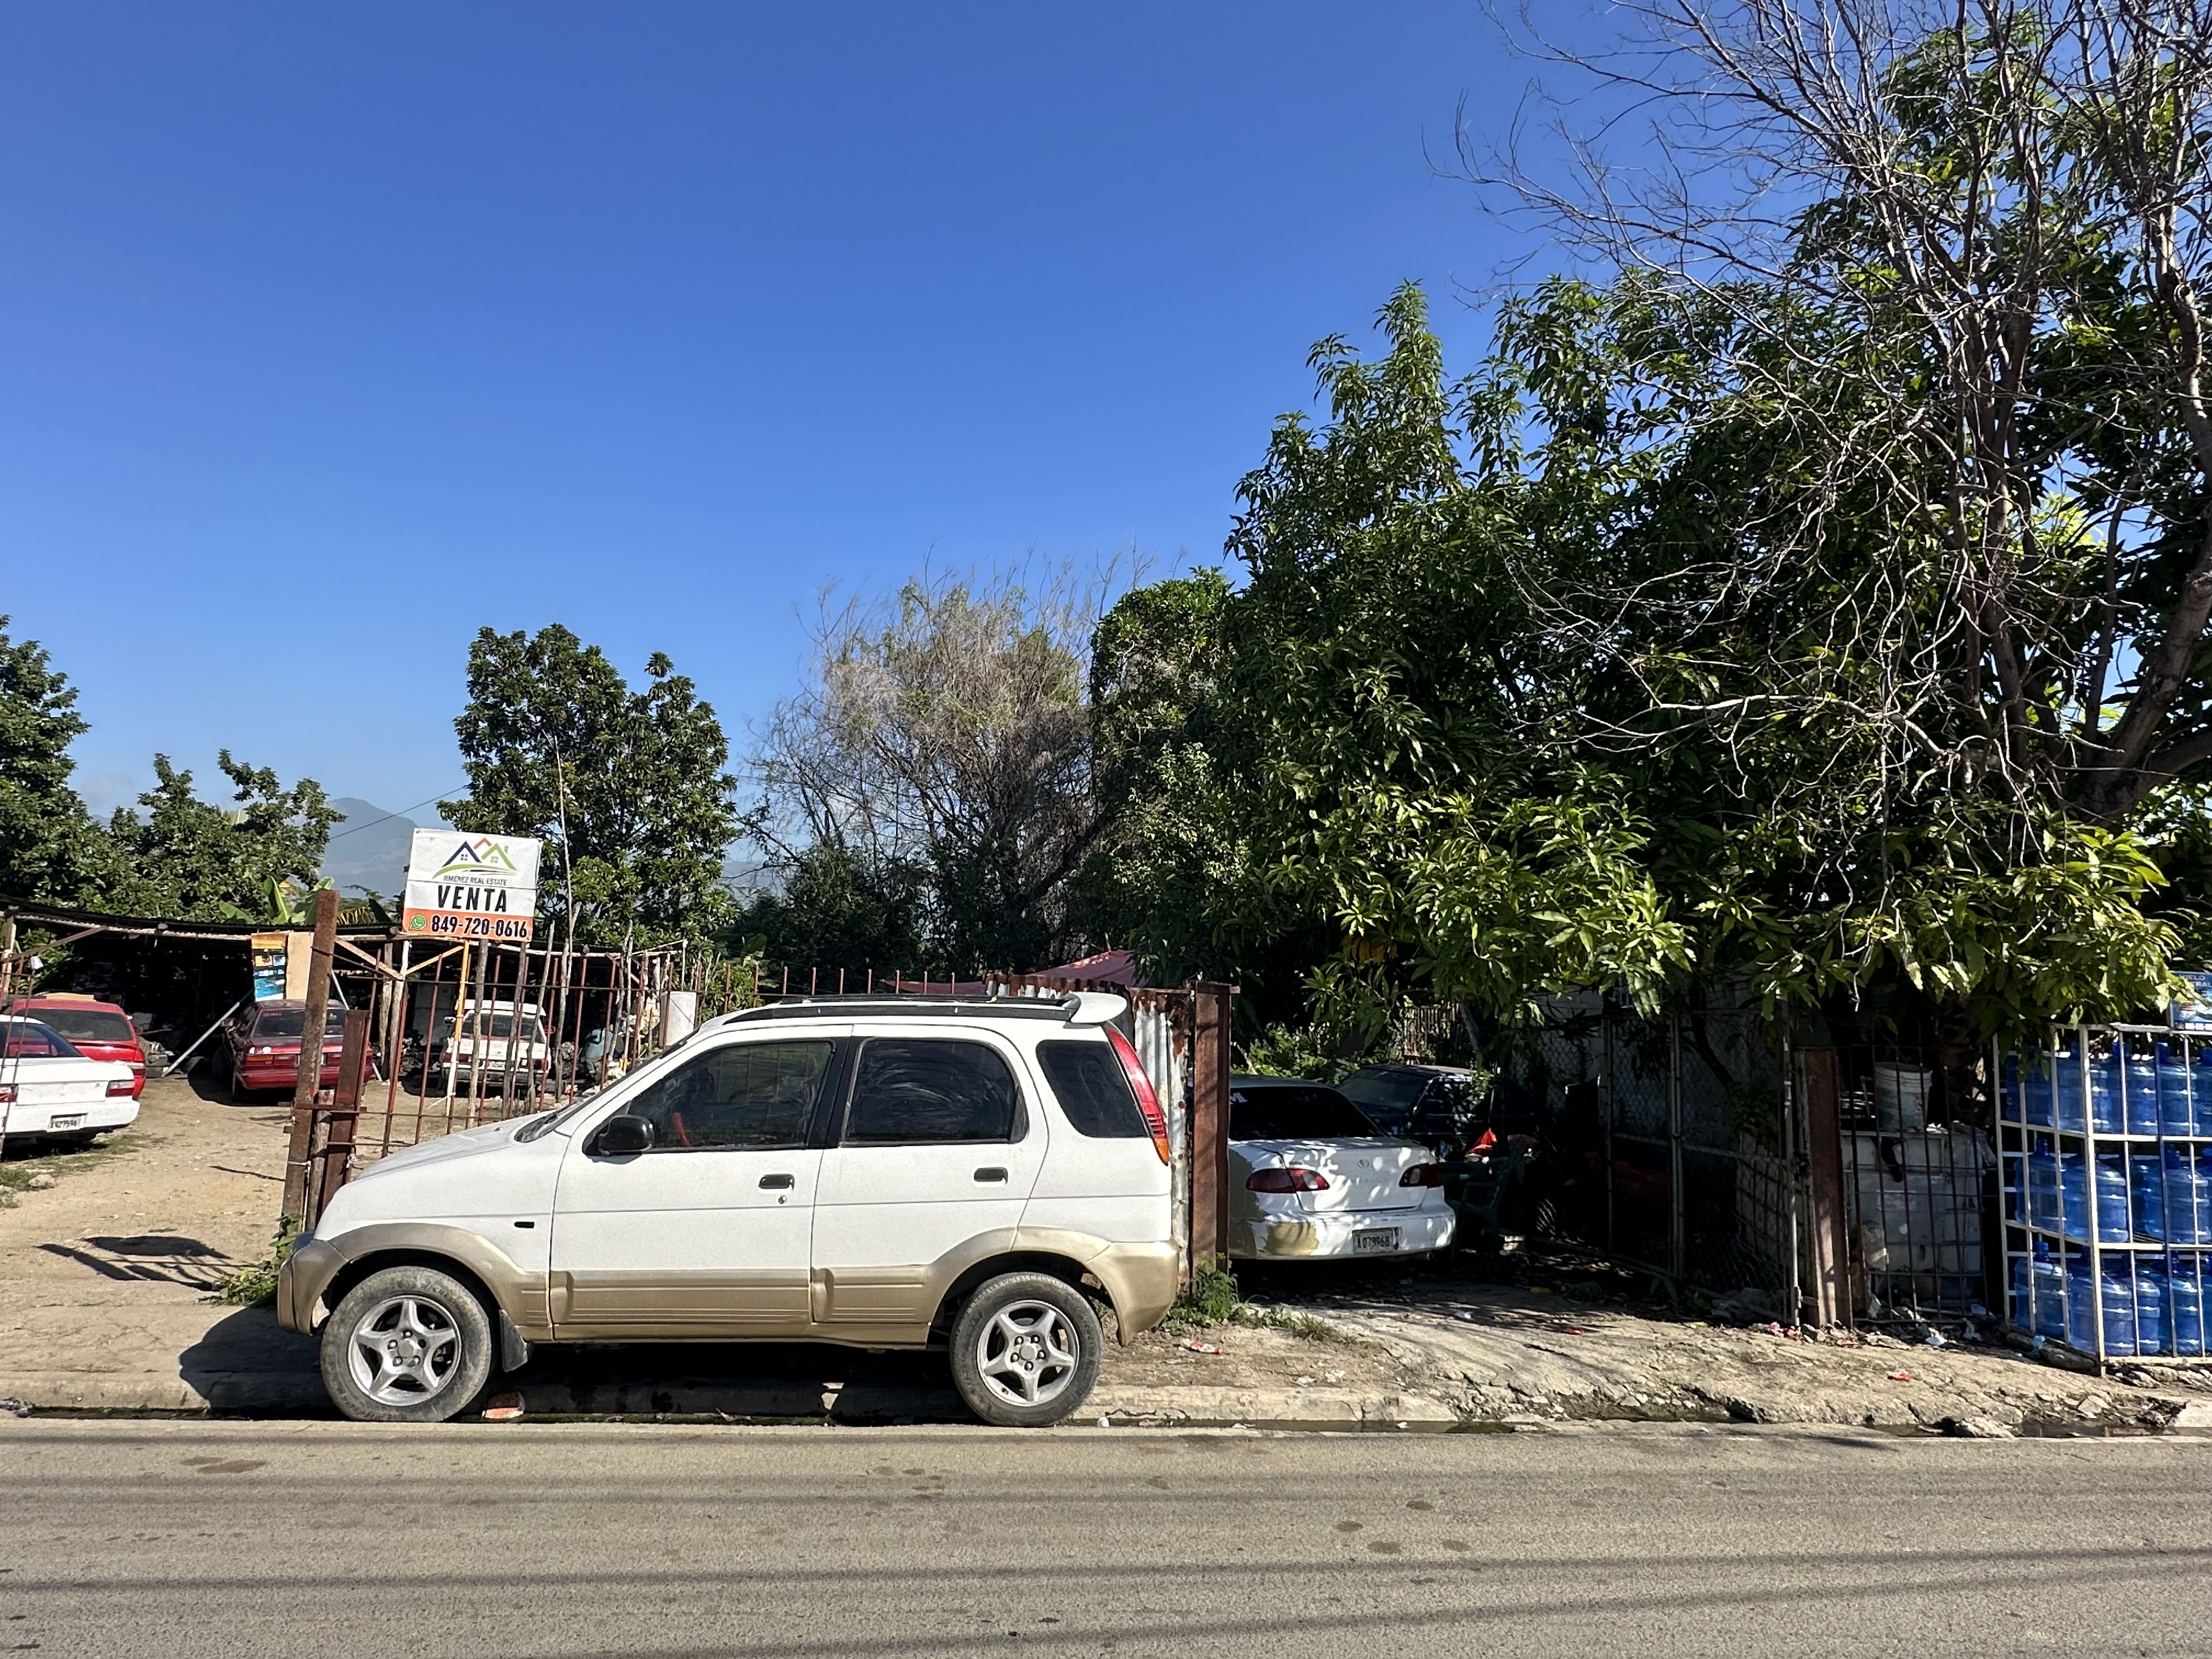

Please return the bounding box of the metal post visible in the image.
[1667,1009,1686,1282]
[282,889,341,1219]
[442,941,472,1105]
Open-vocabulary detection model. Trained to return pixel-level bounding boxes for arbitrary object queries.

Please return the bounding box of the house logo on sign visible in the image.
[432,838,522,880]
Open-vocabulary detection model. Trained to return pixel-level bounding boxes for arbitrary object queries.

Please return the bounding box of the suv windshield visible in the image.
[251,1007,347,1041]
[1337,1070,1428,1113]
[33,1007,134,1045]
[1228,1084,1379,1141]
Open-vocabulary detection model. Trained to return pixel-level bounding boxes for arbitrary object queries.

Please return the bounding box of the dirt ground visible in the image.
[0,1072,292,1306]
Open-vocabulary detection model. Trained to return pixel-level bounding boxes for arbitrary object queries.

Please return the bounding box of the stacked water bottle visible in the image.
[1999,1033,2212,1357]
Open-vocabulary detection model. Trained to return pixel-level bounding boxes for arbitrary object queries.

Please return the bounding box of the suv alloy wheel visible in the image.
[949,1271,1103,1427]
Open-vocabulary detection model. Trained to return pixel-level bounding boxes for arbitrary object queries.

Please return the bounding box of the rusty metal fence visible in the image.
[1500,996,2002,1326]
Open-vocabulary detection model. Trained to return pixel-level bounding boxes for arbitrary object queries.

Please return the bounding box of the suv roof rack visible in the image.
[710,991,1125,1029]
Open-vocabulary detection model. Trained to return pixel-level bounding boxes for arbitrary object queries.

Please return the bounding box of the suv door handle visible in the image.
[974,1167,1007,1183]
[759,1173,795,1190]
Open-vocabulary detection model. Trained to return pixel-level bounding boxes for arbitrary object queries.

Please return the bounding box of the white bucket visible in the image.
[1874,1062,1934,1132]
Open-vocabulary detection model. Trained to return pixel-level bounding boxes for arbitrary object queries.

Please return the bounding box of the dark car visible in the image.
[13,995,149,1098]
[1334,1063,1482,1148]
[218,1000,351,1099]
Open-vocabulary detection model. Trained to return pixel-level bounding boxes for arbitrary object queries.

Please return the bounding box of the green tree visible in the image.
[441,625,739,947]
[730,842,933,976]
[0,616,109,906]
[101,753,342,921]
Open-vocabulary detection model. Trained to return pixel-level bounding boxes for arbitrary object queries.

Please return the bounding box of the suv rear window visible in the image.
[844,1039,1023,1145]
[32,1008,133,1044]
[1228,1085,1379,1141]
[1036,1040,1147,1138]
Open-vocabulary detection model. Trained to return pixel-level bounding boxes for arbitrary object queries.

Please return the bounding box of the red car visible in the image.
[217,1000,354,1100]
[14,995,149,1098]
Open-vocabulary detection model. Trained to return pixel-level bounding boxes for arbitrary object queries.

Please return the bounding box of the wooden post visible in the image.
[1187,980,1235,1273]
[1798,1046,1849,1328]
[281,889,341,1219]
[309,1008,372,1227]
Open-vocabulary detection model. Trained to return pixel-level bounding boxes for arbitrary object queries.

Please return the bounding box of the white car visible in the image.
[280,992,1179,1426]
[432,999,551,1092]
[1227,1075,1455,1261]
[0,1017,141,1146]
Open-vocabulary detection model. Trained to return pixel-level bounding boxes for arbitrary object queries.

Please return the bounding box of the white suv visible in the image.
[279,993,1178,1426]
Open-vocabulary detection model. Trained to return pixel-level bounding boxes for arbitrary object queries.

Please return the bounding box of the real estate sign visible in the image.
[402,830,542,942]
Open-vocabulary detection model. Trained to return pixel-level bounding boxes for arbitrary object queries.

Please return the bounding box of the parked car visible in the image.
[13,995,150,1099]
[430,1000,551,1092]
[0,1016,140,1144]
[1226,1075,1455,1262]
[217,1000,351,1099]
[1335,1062,1482,1151]
[279,991,1179,1426]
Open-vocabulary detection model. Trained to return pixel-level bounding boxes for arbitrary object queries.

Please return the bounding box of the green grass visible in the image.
[1156,1262,1358,1345]
[213,1220,300,1306]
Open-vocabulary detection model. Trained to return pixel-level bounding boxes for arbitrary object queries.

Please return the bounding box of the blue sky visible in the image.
[1,2,1585,826]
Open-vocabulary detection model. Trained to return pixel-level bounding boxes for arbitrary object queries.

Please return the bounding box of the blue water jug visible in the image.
[2137,1261,2170,1355]
[2061,1149,2090,1239]
[2172,1255,2206,1356]
[2027,1143,2061,1233]
[2092,1051,2128,1135]
[2008,1252,2068,1338]
[2097,1153,2131,1241]
[2120,1045,2159,1135]
[2067,1255,2137,1356]
[2166,1148,2212,1245]
[2023,1055,2055,1127]
[2197,1047,2212,1136]
[2159,1047,2196,1136]
[2054,1051,2087,1132]
[2132,1154,2166,1241]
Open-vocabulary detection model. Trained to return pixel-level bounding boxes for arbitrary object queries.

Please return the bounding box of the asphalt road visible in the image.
[3,1419,2208,1657]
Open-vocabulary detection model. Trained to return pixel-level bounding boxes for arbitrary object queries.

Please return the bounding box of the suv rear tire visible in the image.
[320,1265,493,1423]
[949,1272,1102,1427]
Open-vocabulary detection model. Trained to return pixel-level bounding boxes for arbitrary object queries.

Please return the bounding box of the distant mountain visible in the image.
[320,798,437,901]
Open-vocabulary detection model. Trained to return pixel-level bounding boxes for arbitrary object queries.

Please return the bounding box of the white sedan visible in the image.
[1,1017,140,1145]
[1227,1076,1455,1261]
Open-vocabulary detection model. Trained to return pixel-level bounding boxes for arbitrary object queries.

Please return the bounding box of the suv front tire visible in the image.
[949,1272,1103,1427]
[320,1265,494,1423]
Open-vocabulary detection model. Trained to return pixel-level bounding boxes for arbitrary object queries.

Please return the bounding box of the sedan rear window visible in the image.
[32,1008,134,1045]
[2,1020,83,1060]
[251,1007,348,1041]
[1036,1040,1147,1138]
[1228,1085,1379,1141]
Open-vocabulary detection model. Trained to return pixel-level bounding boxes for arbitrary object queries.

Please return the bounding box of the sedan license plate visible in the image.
[1352,1228,1400,1255]
[50,1114,86,1131]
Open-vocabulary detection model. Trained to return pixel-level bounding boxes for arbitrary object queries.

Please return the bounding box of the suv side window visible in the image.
[1035,1040,1147,1138]
[624,1040,833,1150]
[843,1039,1024,1146]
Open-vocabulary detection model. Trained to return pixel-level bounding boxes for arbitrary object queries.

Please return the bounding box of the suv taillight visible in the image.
[1105,1026,1172,1165]
[1401,1163,1445,1187]
[106,1077,136,1098]
[1248,1167,1329,1193]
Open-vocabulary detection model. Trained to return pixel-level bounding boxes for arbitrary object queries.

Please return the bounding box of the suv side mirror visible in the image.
[594,1114,654,1156]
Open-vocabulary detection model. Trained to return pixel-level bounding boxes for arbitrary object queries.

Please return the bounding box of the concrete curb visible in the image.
[0,1369,1465,1430]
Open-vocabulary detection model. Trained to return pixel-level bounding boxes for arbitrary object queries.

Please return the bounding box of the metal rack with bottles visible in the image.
[1993,1024,2212,1363]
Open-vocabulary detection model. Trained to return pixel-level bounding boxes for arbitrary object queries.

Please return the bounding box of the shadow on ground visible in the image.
[177,1308,970,1423]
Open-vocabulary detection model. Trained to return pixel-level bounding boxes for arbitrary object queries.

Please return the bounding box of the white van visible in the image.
[279,992,1178,1426]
